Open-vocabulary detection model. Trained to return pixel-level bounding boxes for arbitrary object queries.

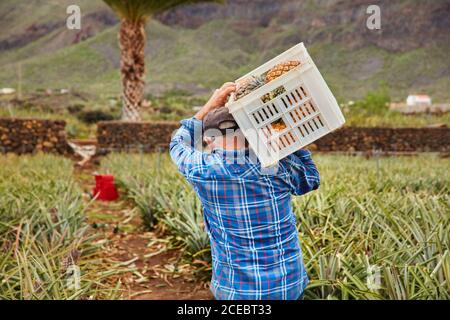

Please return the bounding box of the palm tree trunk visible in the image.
[118,19,146,121]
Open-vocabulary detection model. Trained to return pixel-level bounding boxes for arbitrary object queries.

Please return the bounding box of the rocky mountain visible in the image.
[158,0,450,52]
[0,0,448,101]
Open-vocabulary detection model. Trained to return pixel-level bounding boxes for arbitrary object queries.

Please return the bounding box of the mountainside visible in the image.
[0,0,449,101]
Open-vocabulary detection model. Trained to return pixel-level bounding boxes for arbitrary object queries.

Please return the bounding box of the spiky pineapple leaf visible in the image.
[102,0,225,22]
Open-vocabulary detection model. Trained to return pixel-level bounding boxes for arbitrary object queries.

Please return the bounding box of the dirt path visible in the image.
[73,162,213,300]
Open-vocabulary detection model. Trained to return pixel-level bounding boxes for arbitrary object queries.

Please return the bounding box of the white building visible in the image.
[406,95,432,107]
[0,88,16,95]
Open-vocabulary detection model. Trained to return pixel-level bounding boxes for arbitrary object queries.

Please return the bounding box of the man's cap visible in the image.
[203,107,238,134]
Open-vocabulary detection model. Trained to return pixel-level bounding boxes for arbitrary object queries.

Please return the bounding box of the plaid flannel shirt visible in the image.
[169,117,320,300]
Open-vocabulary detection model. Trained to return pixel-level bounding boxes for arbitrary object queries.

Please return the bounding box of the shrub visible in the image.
[77,110,115,124]
[352,85,391,115]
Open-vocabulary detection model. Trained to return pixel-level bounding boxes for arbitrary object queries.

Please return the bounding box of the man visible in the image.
[170,82,320,300]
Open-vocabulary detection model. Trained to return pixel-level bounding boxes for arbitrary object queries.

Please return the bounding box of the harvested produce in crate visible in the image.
[261,86,287,103]
[234,60,300,101]
[235,75,266,100]
[266,60,301,83]
[271,118,287,131]
[226,43,345,168]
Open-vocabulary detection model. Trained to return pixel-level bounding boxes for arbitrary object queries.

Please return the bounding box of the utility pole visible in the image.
[17,62,23,100]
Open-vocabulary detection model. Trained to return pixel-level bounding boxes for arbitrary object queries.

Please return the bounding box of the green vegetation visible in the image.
[102,153,450,299]
[351,85,391,115]
[142,86,450,126]
[1,1,448,130]
[102,153,211,269]
[1,151,448,299]
[309,43,450,102]
[341,88,450,127]
[344,108,450,128]
[1,0,448,300]
[1,85,449,139]
[100,0,224,121]
[1,10,449,102]
[0,91,123,138]
[0,154,119,299]
[143,90,206,121]
[0,107,95,139]
[141,89,450,127]
[296,154,449,299]
[0,1,100,40]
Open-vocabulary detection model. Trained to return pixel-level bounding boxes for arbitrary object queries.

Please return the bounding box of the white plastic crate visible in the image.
[226,43,345,167]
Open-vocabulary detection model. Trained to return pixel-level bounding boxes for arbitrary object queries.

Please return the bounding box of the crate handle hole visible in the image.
[317,116,324,127]
[300,86,308,97]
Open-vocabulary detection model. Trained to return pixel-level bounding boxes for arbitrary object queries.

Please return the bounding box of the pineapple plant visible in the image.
[233,60,300,103]
[265,60,301,83]
[235,75,266,100]
[234,60,300,103]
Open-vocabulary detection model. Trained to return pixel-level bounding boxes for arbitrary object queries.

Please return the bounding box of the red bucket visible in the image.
[92,174,119,201]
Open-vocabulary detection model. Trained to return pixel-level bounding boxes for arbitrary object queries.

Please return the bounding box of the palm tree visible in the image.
[103,0,224,121]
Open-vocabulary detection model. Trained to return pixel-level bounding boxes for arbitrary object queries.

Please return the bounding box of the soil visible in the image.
[73,159,213,300]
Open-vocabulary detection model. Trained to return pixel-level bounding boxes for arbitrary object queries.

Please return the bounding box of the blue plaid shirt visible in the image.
[169,117,320,300]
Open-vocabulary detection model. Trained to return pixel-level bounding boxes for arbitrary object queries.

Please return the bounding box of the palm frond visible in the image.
[102,0,225,22]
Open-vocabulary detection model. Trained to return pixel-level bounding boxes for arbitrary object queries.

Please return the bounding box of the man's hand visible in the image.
[195,82,236,121]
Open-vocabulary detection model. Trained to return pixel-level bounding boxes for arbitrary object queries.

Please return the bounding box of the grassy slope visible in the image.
[0,2,448,102]
[308,43,450,102]
[0,0,101,40]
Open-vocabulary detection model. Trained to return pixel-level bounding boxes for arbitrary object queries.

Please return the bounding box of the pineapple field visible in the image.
[101,153,450,300]
[0,0,449,304]
[2,152,448,299]
[0,154,120,299]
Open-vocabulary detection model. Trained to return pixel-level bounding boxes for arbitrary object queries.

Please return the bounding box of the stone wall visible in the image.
[97,121,179,153]
[2,118,449,156]
[313,127,450,153]
[97,121,450,154]
[0,118,70,154]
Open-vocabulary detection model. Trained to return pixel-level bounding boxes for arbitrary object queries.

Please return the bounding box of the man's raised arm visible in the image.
[169,82,236,176]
